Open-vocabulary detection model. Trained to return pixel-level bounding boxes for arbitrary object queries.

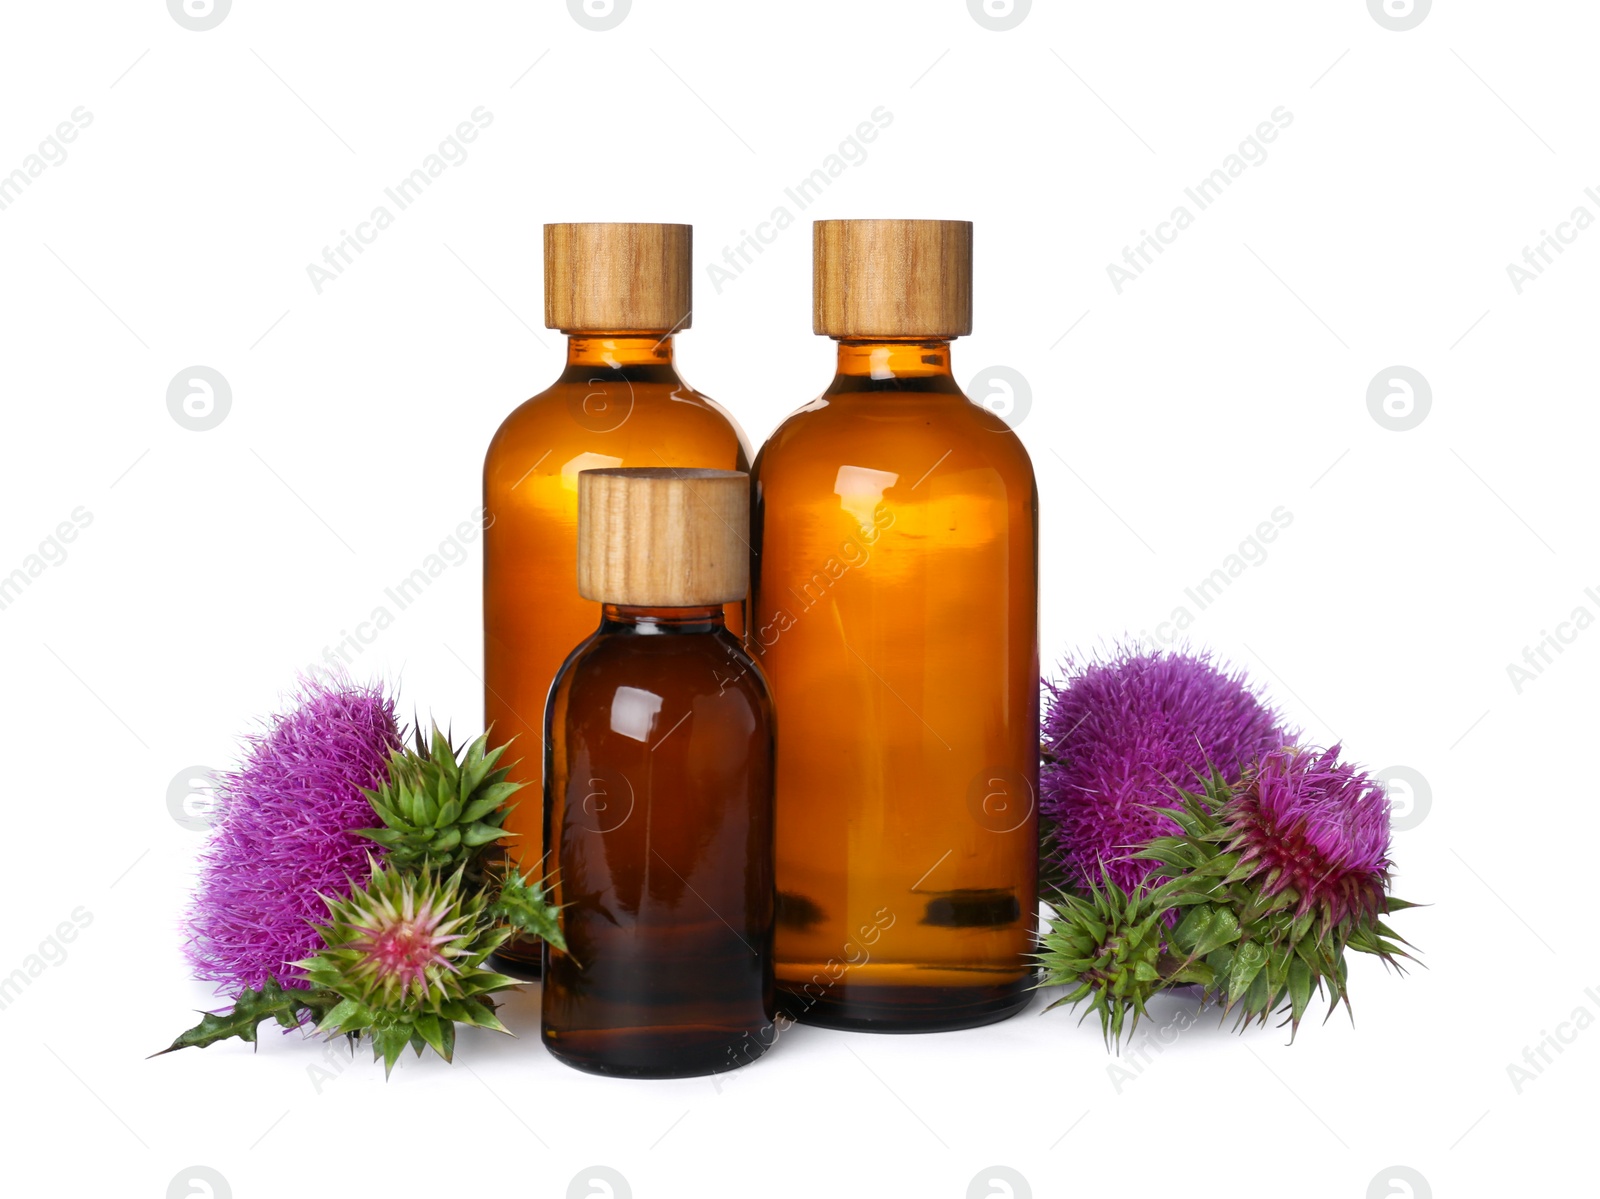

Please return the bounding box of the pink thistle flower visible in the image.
[1041,647,1291,894]
[184,676,401,994]
[1225,744,1393,928]
[344,876,467,1003]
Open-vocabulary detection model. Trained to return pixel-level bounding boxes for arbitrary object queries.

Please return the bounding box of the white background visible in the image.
[1,2,1592,1196]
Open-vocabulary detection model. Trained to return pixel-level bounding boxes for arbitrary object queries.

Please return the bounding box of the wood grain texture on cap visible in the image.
[544,223,693,333]
[577,468,748,606]
[813,219,972,338]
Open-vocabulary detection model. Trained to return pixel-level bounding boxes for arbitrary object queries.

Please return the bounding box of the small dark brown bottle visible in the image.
[541,468,776,1079]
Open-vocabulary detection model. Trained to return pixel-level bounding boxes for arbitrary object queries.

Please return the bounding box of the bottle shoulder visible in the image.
[754,390,1035,486]
[490,375,734,436]
[552,627,772,714]
[486,374,753,478]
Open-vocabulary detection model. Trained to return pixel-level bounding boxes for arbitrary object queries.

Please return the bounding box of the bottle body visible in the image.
[541,606,776,1078]
[483,337,750,973]
[751,340,1039,1031]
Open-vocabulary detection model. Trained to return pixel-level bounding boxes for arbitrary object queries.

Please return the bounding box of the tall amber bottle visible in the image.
[483,224,751,976]
[542,469,775,1078]
[751,219,1039,1031]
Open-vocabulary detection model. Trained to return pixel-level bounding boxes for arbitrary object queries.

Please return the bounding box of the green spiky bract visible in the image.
[1138,773,1414,1037]
[358,725,522,887]
[295,860,517,1075]
[490,870,567,952]
[153,977,341,1057]
[1037,874,1210,1049]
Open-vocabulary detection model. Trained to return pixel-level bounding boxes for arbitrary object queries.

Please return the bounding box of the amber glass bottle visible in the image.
[751,219,1039,1032]
[483,224,750,976]
[542,469,775,1079]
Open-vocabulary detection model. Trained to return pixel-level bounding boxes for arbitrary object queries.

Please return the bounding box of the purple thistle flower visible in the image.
[1225,744,1393,927]
[1041,646,1291,894]
[185,676,401,994]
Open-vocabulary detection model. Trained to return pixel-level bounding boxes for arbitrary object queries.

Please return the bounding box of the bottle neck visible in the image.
[564,334,675,370]
[599,603,726,634]
[829,339,962,394]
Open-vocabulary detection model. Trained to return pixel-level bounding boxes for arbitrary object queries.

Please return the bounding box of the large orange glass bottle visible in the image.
[483,224,750,975]
[750,219,1039,1031]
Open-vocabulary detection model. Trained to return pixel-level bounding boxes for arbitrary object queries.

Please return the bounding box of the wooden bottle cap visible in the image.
[544,223,693,333]
[813,219,973,338]
[577,469,748,606]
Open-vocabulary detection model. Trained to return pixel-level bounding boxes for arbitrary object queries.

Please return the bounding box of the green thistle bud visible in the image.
[358,725,523,886]
[1036,874,1210,1049]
